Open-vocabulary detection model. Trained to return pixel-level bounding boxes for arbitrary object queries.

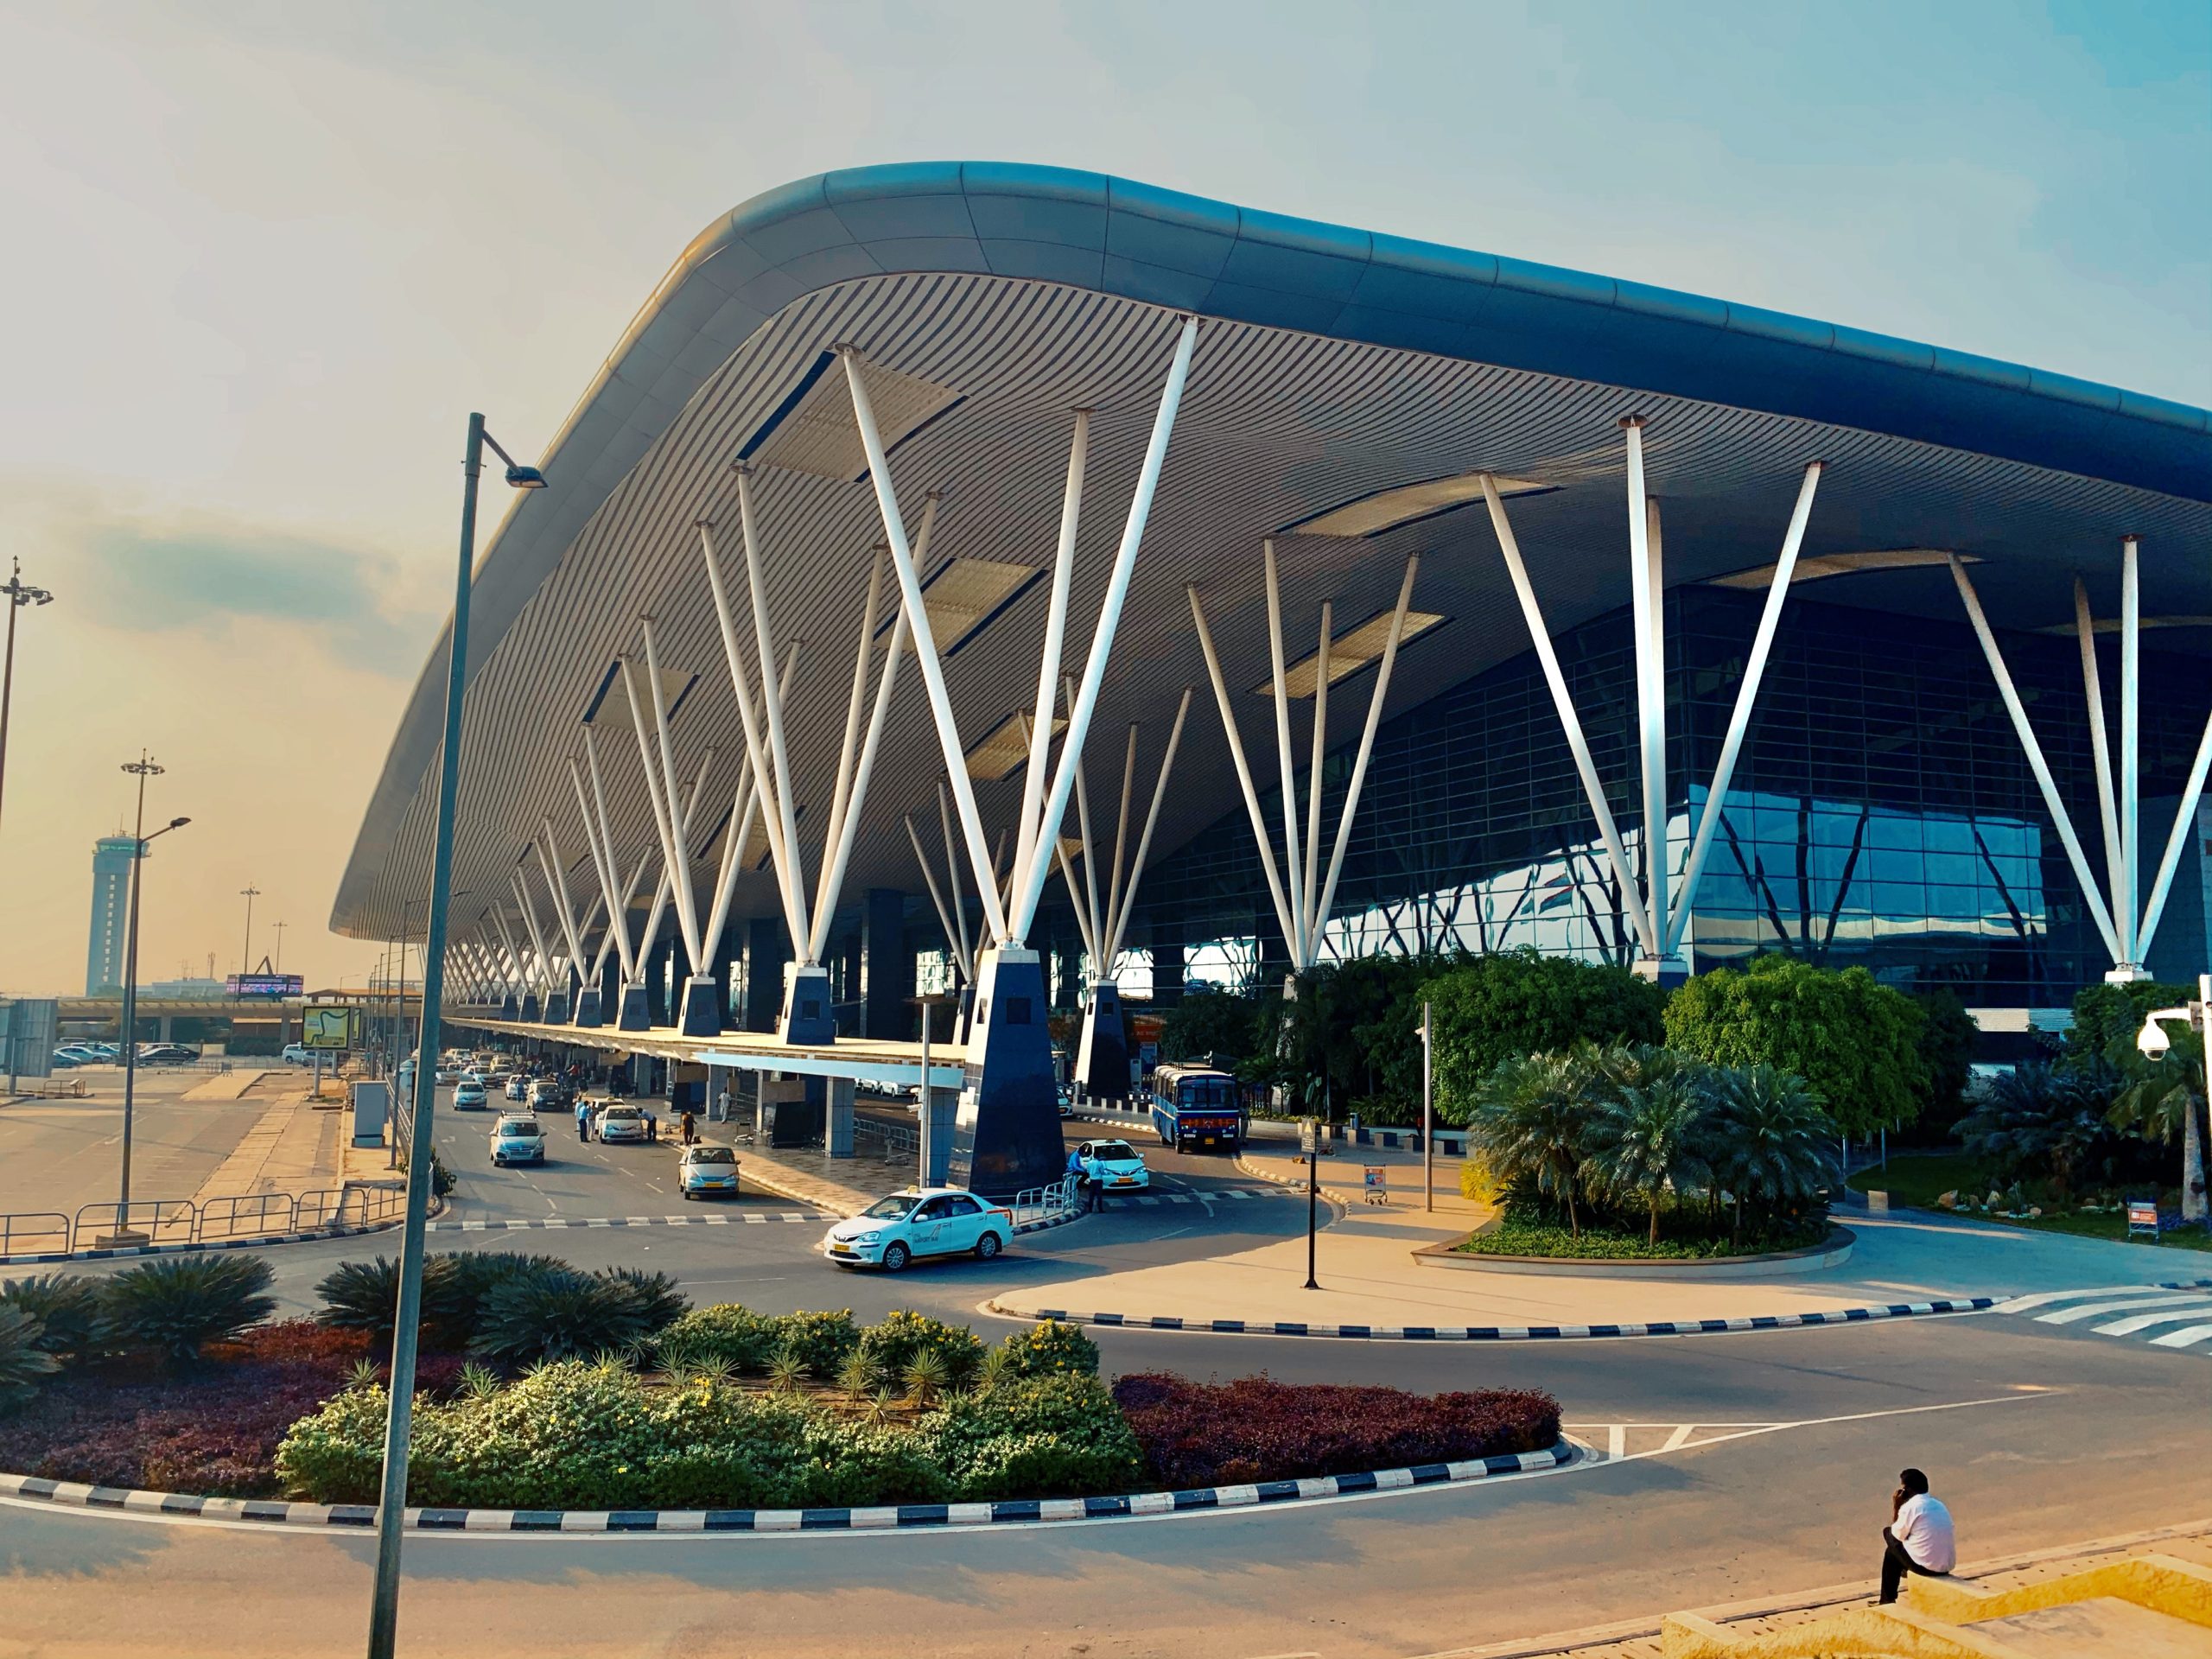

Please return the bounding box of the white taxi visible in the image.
[822,1188,1014,1272]
[1072,1138,1150,1192]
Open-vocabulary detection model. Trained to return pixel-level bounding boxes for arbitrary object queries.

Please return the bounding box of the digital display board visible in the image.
[227,974,303,998]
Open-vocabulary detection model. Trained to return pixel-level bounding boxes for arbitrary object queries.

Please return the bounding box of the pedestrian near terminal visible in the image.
[680,1109,696,1146]
[1878,1467,1955,1604]
[714,1082,731,1123]
[575,1097,592,1142]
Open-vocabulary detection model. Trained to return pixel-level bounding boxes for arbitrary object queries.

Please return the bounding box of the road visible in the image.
[0,1066,268,1220]
[9,1076,2209,1655]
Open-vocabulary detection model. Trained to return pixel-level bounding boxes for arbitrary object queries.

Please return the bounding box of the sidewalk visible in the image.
[1458,1519,2212,1658]
[188,1077,346,1203]
[990,1137,2210,1331]
[721,1139,894,1217]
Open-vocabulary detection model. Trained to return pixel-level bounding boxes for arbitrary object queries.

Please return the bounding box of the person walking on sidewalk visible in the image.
[1878,1467,1955,1604]
[680,1109,697,1146]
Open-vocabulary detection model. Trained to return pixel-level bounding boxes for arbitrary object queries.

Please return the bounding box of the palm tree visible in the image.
[1704,1065,1836,1246]
[1958,1061,2119,1201]
[1581,1074,1712,1246]
[1468,1050,1593,1236]
[2110,1029,2209,1222]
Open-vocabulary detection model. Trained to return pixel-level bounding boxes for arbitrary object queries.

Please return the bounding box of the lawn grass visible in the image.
[1850,1152,2212,1253]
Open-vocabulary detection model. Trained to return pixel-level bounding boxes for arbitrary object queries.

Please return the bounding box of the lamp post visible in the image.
[105,749,188,1246]
[238,884,261,975]
[907,990,955,1188]
[0,560,54,836]
[366,413,543,1659]
[1420,1000,1434,1213]
[273,919,288,975]
[2136,979,2212,1224]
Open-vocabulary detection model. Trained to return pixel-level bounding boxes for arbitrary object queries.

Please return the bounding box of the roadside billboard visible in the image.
[302,1006,359,1050]
[0,999,57,1080]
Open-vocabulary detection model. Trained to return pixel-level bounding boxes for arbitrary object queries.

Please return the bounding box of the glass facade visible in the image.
[1120,588,2208,1007]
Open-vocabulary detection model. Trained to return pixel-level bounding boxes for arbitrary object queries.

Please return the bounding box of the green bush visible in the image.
[315,1252,569,1350]
[0,1305,60,1411]
[1663,955,1925,1136]
[1457,1200,1828,1261]
[1428,951,1664,1126]
[855,1310,983,1391]
[275,1358,1058,1509]
[1,1274,103,1363]
[918,1373,1141,1500]
[766,1309,860,1379]
[97,1255,275,1363]
[993,1319,1100,1382]
[656,1304,779,1375]
[467,1268,656,1364]
[598,1268,687,1334]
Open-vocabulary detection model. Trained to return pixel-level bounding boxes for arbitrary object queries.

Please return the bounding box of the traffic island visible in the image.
[1414,1227,1856,1277]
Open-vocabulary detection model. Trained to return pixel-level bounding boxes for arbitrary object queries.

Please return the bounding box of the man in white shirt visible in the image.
[1880,1466,1956,1604]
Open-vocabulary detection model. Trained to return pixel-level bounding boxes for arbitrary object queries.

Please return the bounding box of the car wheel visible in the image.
[880,1242,911,1273]
[974,1230,1002,1261]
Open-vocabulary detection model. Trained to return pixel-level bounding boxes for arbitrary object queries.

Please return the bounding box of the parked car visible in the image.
[81,1042,120,1059]
[594,1103,649,1144]
[822,1188,1014,1272]
[50,1047,87,1068]
[1057,1083,1075,1118]
[1071,1139,1150,1192]
[453,1078,489,1111]
[281,1043,315,1065]
[504,1076,530,1102]
[136,1043,197,1064]
[489,1115,546,1166]
[677,1143,741,1199]
[434,1065,462,1085]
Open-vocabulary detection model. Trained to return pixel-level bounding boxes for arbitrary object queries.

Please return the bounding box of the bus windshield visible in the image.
[1176,1077,1233,1110]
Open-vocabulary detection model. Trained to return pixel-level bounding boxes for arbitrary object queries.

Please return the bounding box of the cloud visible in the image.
[70,515,439,675]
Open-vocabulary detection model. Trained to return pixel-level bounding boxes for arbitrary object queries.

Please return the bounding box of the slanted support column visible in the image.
[1624,418,1681,982]
[2117,534,2143,977]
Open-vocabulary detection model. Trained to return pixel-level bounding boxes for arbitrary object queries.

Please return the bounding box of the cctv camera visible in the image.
[2138,1020,2172,1058]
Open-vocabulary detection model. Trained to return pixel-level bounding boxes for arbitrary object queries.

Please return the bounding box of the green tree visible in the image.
[1911,988,1979,1141]
[2108,1024,2209,1220]
[1702,1065,1837,1245]
[1465,1049,1597,1236]
[2066,980,2196,1070]
[1156,986,1264,1069]
[1428,950,1665,1127]
[1580,1074,1712,1246]
[1956,1060,2123,1199]
[1662,955,1926,1137]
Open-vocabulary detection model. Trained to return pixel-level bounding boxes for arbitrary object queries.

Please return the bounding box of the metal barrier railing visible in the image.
[72,1199,196,1247]
[0,1181,408,1257]
[0,1211,70,1256]
[853,1116,920,1162]
[1007,1173,1083,1230]
[198,1192,296,1242]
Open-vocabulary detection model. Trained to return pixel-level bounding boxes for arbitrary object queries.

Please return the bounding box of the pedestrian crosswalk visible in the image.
[1993,1281,2212,1352]
[1123,1187,1285,1205]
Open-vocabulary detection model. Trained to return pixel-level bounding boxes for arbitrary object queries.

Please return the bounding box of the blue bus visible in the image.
[1148,1063,1244,1153]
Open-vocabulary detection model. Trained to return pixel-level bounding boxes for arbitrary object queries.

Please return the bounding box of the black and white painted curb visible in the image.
[994,1297,1999,1341]
[427,1211,833,1233]
[0,1218,404,1268]
[0,1441,1573,1534]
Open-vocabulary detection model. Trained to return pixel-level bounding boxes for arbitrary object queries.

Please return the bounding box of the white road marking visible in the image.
[2148,1323,2212,1349]
[1659,1425,1696,1452]
[1607,1424,1626,1462]
[2090,1300,2212,1336]
[1993,1283,2194,1314]
[2038,1292,2212,1325]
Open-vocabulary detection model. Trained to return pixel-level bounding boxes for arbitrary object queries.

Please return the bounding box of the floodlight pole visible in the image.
[369,411,536,1659]
[1421,1000,1433,1214]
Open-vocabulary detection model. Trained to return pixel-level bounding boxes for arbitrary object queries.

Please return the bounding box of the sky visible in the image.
[0,0,2205,996]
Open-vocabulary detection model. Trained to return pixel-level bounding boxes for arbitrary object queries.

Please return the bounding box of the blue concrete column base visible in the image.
[572,986,603,1028]
[779,964,836,1045]
[950,945,1064,1196]
[677,976,722,1038]
[499,995,520,1020]
[521,994,542,1022]
[1631,955,1690,988]
[1076,980,1130,1102]
[616,984,652,1032]
[545,992,570,1023]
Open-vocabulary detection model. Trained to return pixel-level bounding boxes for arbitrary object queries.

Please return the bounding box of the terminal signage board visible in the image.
[227,974,303,998]
[302,1007,359,1050]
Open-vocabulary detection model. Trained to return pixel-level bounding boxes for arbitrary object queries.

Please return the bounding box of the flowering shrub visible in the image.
[855,1310,983,1390]
[992,1319,1099,1382]
[656,1304,779,1374]
[1111,1374,1559,1489]
[764,1309,859,1379]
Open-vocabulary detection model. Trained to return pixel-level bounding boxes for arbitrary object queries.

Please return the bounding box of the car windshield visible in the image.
[861,1194,920,1219]
[1094,1141,1136,1160]
[687,1147,735,1165]
[602,1108,640,1120]
[497,1121,541,1136]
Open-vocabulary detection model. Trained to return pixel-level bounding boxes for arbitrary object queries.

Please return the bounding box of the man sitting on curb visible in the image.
[1879,1466,1955,1604]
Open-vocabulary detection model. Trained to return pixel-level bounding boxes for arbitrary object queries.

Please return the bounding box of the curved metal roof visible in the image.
[334,162,2212,943]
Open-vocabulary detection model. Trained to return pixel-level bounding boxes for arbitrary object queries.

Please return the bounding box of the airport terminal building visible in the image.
[336,164,2209,1186]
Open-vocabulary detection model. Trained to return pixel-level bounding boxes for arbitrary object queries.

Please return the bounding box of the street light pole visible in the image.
[0,560,55,836]
[238,884,261,975]
[367,411,543,1659]
[108,749,188,1246]
[273,920,288,975]
[1421,999,1433,1214]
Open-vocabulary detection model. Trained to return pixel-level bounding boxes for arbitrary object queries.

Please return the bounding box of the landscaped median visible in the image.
[0,1251,1564,1521]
